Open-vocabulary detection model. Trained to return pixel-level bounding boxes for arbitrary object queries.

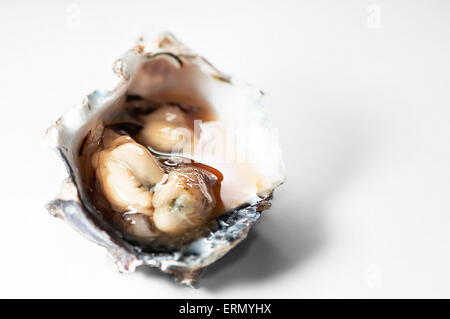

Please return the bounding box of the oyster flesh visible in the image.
[45,32,285,286]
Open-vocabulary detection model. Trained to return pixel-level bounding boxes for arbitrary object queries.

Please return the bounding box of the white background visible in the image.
[1,0,449,298]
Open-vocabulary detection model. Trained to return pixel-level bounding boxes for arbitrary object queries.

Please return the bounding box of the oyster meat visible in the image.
[45,32,285,286]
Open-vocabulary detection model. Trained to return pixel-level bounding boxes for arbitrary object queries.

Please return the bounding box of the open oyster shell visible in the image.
[45,32,284,286]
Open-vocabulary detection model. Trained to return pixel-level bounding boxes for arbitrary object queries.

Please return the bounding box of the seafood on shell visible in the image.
[45,32,285,286]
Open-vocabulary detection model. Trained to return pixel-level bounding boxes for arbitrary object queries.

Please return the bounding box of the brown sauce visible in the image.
[78,95,225,251]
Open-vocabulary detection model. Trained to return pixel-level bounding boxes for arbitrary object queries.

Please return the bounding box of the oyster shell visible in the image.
[45,32,284,286]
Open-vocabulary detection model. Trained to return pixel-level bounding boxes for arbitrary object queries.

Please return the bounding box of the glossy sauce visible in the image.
[78,96,225,250]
